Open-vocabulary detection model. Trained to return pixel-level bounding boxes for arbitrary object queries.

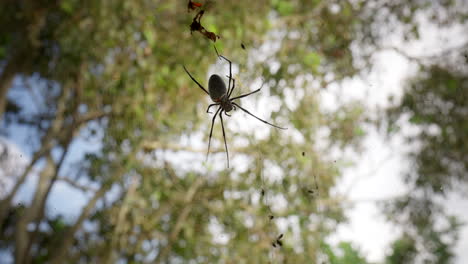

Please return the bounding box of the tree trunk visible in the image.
[0,4,54,120]
[0,85,70,226]
[0,55,19,120]
[49,185,110,264]
[14,155,56,264]
[104,176,140,264]
[154,177,205,263]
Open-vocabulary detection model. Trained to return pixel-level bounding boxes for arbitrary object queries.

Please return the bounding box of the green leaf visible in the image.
[447,79,457,92]
[304,52,321,73]
[354,127,365,136]
[144,28,156,47]
[277,1,294,16]
[60,0,74,14]
[0,46,5,59]
[409,115,424,124]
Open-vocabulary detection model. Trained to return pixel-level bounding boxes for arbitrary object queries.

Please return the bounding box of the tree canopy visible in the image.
[0,0,466,263]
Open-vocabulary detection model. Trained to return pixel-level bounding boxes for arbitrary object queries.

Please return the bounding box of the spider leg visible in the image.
[230,79,265,100]
[183,65,209,95]
[223,74,236,98]
[214,46,233,97]
[219,109,230,168]
[232,102,287,130]
[206,103,219,113]
[228,77,236,98]
[225,74,235,92]
[225,111,232,117]
[207,107,222,161]
[230,87,261,101]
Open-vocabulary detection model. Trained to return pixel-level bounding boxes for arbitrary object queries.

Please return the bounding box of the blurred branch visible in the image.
[16,110,108,128]
[0,83,72,228]
[155,177,205,263]
[281,1,328,24]
[22,67,90,262]
[77,111,109,124]
[24,86,79,263]
[15,154,56,264]
[381,41,468,64]
[58,177,97,192]
[141,140,247,154]
[0,44,29,120]
[343,152,396,197]
[24,79,47,113]
[381,46,421,62]
[0,96,105,226]
[347,194,408,204]
[107,175,139,263]
[50,182,111,264]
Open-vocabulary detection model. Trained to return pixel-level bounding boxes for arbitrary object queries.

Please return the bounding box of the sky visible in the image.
[324,20,468,262]
[1,9,467,263]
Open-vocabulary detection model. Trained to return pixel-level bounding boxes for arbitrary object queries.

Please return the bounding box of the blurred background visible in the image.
[0,0,467,263]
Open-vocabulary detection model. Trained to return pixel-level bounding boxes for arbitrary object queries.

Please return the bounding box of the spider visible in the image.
[183,47,287,168]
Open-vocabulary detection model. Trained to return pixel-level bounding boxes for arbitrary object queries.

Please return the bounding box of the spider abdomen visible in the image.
[208,74,227,102]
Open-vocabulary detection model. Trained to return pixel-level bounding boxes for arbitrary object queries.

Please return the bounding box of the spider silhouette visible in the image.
[183,47,286,168]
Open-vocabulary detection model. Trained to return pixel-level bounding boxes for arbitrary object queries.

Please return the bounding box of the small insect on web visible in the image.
[189,10,220,42]
[187,0,203,12]
[183,47,287,168]
[187,0,220,43]
[272,233,284,248]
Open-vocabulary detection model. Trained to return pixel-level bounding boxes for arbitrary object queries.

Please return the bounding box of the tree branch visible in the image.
[14,154,56,264]
[105,175,140,264]
[141,140,248,154]
[49,183,111,264]
[57,177,97,193]
[155,177,205,263]
[380,41,468,65]
[0,80,73,226]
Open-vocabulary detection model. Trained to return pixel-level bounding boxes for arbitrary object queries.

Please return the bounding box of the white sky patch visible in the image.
[329,124,410,262]
[323,73,402,261]
[446,193,468,263]
[326,18,468,262]
[208,216,230,245]
[46,182,92,220]
[0,138,29,198]
[269,193,288,212]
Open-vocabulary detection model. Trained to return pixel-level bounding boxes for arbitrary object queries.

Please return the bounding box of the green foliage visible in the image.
[1,0,466,263]
[385,234,417,264]
[272,0,295,16]
[386,65,468,193]
[303,52,322,74]
[59,0,76,14]
[323,241,370,264]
